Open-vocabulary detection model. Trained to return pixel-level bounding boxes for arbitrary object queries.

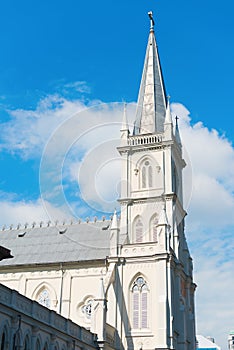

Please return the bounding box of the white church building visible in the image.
[0,12,196,350]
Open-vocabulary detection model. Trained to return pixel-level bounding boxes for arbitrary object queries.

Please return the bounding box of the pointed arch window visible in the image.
[134,218,143,243]
[141,160,153,188]
[37,289,51,308]
[131,277,149,330]
[150,215,158,242]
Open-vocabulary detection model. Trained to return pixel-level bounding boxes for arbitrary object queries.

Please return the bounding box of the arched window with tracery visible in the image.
[134,217,143,243]
[150,214,158,242]
[141,160,153,188]
[37,289,51,308]
[32,282,57,310]
[131,276,149,330]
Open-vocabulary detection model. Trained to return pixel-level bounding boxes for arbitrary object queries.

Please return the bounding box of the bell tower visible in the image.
[114,11,196,350]
[118,12,185,252]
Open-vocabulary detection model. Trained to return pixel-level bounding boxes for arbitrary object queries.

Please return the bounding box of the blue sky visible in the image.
[0,1,234,349]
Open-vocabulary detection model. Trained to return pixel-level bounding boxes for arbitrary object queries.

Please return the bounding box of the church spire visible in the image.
[120,103,129,145]
[134,11,167,135]
[175,116,182,145]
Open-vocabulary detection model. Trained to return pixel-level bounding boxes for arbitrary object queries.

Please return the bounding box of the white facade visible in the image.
[0,12,196,350]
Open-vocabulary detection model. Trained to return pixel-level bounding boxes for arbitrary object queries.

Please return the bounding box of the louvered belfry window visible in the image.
[135,218,143,243]
[132,277,149,329]
[141,160,153,188]
[152,215,158,242]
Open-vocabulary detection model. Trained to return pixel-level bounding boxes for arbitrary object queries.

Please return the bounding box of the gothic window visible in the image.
[150,215,158,242]
[131,277,149,330]
[141,160,153,188]
[134,218,143,243]
[82,298,93,320]
[37,289,51,308]
[142,166,146,188]
[148,165,153,187]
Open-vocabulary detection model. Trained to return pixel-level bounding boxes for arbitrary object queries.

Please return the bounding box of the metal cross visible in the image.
[148,11,155,30]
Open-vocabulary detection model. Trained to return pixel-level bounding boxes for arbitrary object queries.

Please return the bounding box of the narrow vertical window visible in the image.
[148,165,153,187]
[141,160,153,188]
[142,166,146,188]
[135,218,143,243]
[151,215,158,242]
[141,285,148,328]
[131,277,149,330]
[133,286,139,329]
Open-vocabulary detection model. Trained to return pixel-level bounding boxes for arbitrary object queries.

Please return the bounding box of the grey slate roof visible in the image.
[0,221,111,266]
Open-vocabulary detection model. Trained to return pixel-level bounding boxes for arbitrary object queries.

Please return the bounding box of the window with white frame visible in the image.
[131,276,149,330]
[82,298,93,320]
[150,214,158,242]
[37,289,51,308]
[134,217,143,243]
[141,160,153,188]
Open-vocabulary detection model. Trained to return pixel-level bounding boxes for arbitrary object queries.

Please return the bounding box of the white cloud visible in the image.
[0,96,234,348]
[171,103,234,349]
[171,103,234,230]
[0,94,87,159]
[0,197,68,228]
[63,81,91,94]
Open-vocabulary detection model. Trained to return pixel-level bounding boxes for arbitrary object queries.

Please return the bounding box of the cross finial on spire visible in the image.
[148,11,155,31]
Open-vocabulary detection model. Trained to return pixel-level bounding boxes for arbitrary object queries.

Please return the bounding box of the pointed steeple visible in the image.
[175,116,182,145]
[111,209,118,230]
[164,96,173,124]
[99,277,106,299]
[110,209,119,256]
[134,11,167,135]
[120,103,129,145]
[158,204,168,226]
[121,103,129,131]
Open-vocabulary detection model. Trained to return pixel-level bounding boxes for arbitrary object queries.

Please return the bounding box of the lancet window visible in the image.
[150,215,158,242]
[134,217,144,243]
[141,160,153,188]
[37,289,51,308]
[131,276,149,330]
